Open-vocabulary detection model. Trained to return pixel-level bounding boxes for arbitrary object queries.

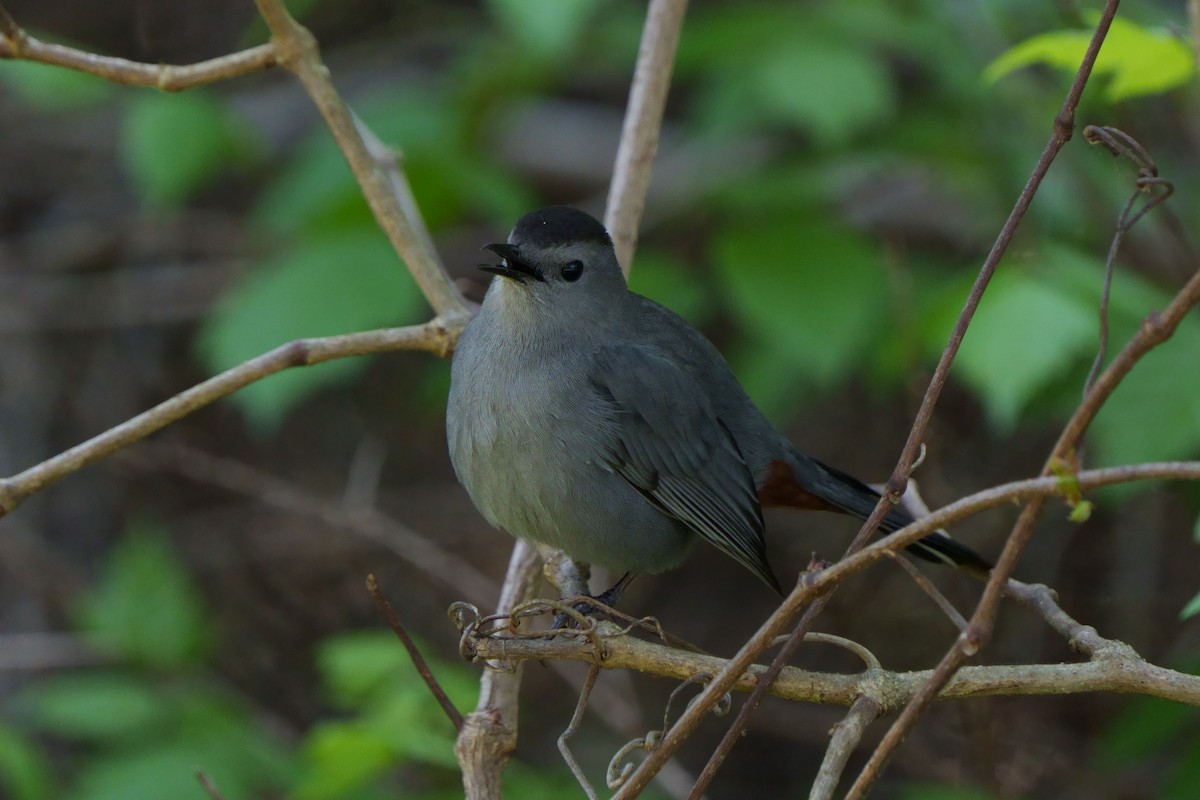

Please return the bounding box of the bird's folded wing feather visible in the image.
[589,344,781,591]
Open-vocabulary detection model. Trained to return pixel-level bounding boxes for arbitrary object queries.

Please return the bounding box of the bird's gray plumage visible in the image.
[446,206,990,594]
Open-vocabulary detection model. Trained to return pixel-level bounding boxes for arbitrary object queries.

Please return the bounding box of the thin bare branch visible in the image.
[889,553,969,632]
[0,319,463,519]
[252,0,468,320]
[559,665,603,800]
[368,575,465,731]
[604,0,689,272]
[464,619,1200,707]
[810,696,882,800]
[455,541,542,800]
[196,772,229,800]
[0,14,276,90]
[1081,126,1174,395]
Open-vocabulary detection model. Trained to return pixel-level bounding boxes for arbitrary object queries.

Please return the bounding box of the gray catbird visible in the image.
[447,206,991,596]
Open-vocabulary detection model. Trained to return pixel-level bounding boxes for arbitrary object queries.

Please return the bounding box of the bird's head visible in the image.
[478,206,628,323]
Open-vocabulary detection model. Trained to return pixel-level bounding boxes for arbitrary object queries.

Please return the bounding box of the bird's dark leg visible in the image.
[549,572,638,630]
[592,571,636,608]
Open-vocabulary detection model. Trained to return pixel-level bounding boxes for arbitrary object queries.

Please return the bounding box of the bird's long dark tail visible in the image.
[780,448,993,575]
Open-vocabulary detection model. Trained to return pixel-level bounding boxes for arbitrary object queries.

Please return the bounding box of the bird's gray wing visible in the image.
[590,344,780,592]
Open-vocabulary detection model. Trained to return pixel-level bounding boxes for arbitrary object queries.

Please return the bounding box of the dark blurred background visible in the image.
[1,1,1199,798]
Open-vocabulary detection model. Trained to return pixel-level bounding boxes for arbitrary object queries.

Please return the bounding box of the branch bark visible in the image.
[0,320,462,518]
[604,0,689,272]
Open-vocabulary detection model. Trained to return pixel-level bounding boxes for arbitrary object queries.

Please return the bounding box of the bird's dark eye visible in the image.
[561,260,584,282]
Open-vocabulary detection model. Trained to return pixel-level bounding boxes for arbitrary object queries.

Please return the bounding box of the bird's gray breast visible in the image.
[446,321,692,573]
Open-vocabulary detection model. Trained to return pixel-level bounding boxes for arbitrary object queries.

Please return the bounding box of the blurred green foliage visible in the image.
[3,525,578,800]
[10,526,293,800]
[4,0,1200,796]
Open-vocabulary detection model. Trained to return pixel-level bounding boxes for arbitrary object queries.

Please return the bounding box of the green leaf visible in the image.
[1068,499,1094,523]
[17,673,167,742]
[195,229,426,431]
[750,39,895,143]
[0,722,54,800]
[712,216,889,410]
[69,747,224,800]
[1181,589,1200,621]
[121,90,258,206]
[292,723,396,800]
[486,0,607,60]
[984,16,1195,102]
[79,522,209,666]
[316,631,476,712]
[940,270,1096,430]
[1091,333,1200,466]
[0,60,115,110]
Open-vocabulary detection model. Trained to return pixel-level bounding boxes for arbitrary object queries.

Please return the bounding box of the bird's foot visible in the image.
[548,572,637,632]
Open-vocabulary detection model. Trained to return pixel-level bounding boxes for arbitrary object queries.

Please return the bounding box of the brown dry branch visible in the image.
[196,771,229,800]
[849,197,1200,800]
[0,320,463,519]
[559,665,604,800]
[1080,125,1174,395]
[251,0,468,320]
[810,697,882,800]
[0,0,471,520]
[461,616,1200,708]
[458,462,1200,794]
[367,575,465,732]
[624,6,1127,793]
[604,0,689,273]
[454,542,542,800]
[0,10,277,89]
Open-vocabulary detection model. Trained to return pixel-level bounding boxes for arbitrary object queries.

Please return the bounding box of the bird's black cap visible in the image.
[511,206,612,250]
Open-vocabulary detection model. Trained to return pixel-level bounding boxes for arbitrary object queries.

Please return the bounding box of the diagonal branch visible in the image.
[604,0,689,272]
[0,10,277,89]
[251,0,467,320]
[0,319,463,518]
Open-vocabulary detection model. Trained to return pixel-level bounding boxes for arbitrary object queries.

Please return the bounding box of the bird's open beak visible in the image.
[479,243,544,283]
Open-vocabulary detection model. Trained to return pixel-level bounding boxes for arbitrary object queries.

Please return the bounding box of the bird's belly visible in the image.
[454,420,692,575]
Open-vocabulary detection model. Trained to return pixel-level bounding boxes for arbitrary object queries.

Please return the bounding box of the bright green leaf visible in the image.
[486,0,606,59]
[195,229,426,431]
[79,522,209,666]
[945,270,1096,430]
[0,60,115,110]
[0,722,54,800]
[121,90,258,206]
[17,673,167,742]
[985,16,1195,102]
[1068,499,1094,523]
